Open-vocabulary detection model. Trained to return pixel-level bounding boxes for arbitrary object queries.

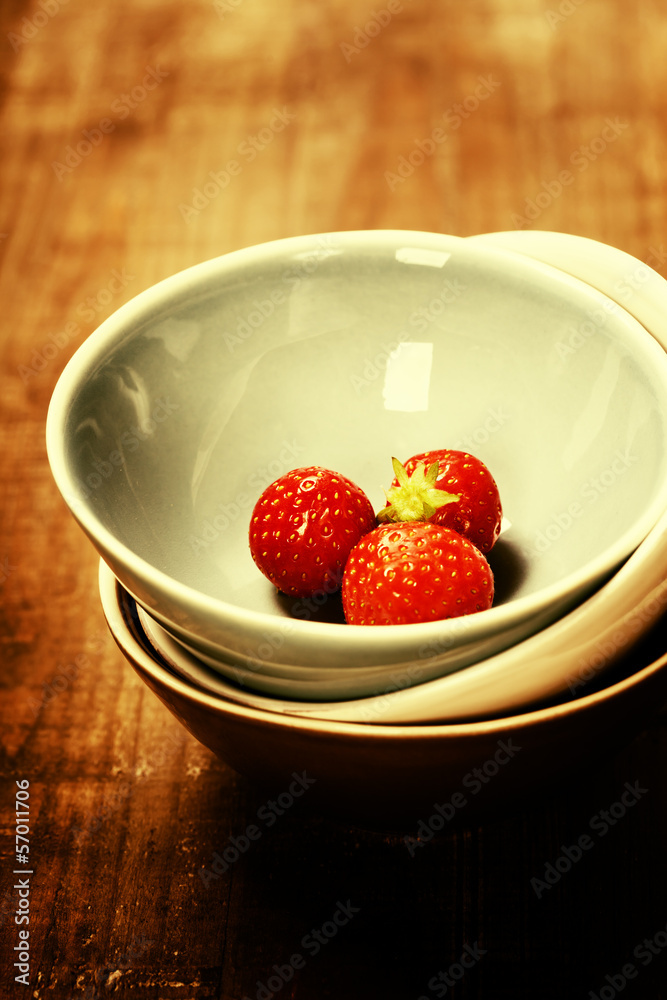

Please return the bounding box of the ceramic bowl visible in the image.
[99,560,667,824]
[47,230,667,682]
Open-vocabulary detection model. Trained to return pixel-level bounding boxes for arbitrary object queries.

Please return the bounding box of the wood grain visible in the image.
[2,0,667,997]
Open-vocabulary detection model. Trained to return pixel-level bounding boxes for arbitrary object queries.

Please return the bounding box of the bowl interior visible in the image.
[48,231,667,659]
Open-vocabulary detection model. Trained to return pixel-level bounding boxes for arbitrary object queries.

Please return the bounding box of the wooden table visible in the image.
[2,0,667,996]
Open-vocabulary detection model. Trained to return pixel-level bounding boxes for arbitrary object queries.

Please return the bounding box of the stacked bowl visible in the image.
[46,230,667,821]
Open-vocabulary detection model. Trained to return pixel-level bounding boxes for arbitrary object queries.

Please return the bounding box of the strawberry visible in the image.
[342,522,494,626]
[378,450,503,553]
[249,466,377,598]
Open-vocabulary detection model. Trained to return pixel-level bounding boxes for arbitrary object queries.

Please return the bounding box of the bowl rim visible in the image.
[47,228,667,656]
[99,559,667,739]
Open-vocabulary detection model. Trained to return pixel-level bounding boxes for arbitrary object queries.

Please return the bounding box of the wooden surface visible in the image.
[2,0,667,997]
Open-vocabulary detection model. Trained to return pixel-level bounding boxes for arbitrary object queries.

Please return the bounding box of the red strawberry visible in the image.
[378,450,503,553]
[249,466,377,598]
[342,522,494,626]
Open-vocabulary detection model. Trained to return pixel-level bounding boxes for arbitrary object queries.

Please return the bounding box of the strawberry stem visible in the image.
[377,457,459,524]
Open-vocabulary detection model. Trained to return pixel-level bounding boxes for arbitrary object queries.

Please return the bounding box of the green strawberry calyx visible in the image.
[376,457,460,524]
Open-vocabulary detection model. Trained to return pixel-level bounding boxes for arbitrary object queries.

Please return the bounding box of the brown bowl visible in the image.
[99,561,667,827]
